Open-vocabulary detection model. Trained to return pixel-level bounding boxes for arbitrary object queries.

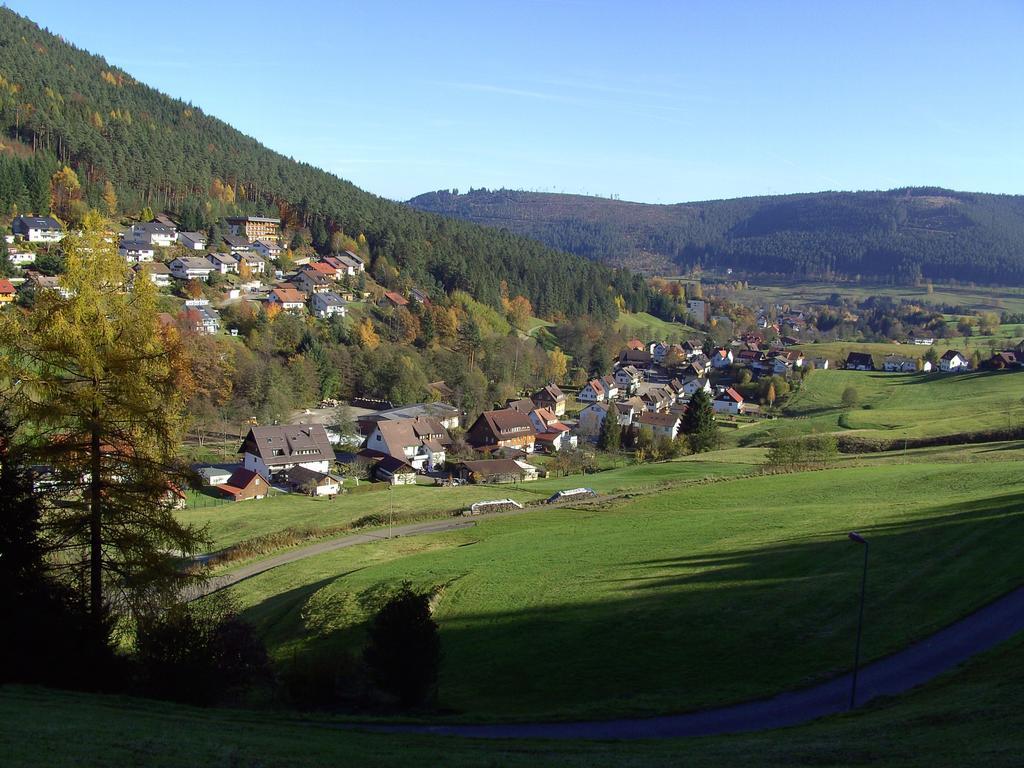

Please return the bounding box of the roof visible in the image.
[477,409,536,437]
[239,424,334,467]
[225,216,281,224]
[134,222,176,234]
[207,252,235,265]
[174,256,213,270]
[307,261,337,276]
[716,387,744,403]
[458,458,529,477]
[313,292,345,306]
[940,350,964,361]
[638,412,681,428]
[428,380,454,398]
[217,467,263,496]
[135,262,171,275]
[532,384,565,402]
[506,397,536,413]
[625,338,645,350]
[374,418,450,459]
[270,287,306,303]
[286,465,335,486]
[14,215,62,230]
[0,278,15,295]
[223,234,251,248]
[119,239,154,251]
[846,352,874,365]
[382,290,408,306]
[586,378,605,395]
[178,231,206,242]
[376,455,415,474]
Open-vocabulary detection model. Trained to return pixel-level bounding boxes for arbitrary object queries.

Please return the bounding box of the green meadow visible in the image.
[224,457,1024,720]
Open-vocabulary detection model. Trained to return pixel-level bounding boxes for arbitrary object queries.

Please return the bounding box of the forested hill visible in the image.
[408,188,1024,284]
[0,9,648,319]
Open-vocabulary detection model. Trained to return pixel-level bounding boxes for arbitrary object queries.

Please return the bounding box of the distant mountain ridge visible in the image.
[407,188,1024,284]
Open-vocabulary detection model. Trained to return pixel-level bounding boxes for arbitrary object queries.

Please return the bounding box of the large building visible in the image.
[225,216,281,242]
[238,424,335,478]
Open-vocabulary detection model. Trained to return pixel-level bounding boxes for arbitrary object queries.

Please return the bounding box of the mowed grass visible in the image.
[615,310,697,340]
[177,457,750,551]
[740,368,1024,445]
[4,630,1024,767]
[226,459,1024,720]
[724,278,1024,315]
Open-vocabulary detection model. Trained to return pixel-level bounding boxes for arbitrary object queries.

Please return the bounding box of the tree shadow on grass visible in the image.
[238,490,1024,720]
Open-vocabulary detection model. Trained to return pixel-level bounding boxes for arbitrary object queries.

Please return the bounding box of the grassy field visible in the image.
[615,311,698,341]
[223,457,1024,720]
[738,368,1024,445]
[719,278,1024,315]
[791,334,1021,368]
[4,625,1024,768]
[176,456,751,551]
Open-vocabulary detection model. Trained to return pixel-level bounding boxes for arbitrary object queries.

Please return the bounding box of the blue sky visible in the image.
[9,0,1023,203]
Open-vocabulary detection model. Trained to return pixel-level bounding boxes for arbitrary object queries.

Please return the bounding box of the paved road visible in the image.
[192,513,522,598]
[359,583,1024,740]
[198,505,1024,740]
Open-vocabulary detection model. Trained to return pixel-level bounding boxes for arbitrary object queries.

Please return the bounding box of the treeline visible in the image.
[0,8,647,320]
[408,187,1024,284]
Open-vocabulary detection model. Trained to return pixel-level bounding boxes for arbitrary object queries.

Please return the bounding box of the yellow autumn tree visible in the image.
[506,295,533,330]
[50,165,81,220]
[357,318,380,350]
[546,347,569,384]
[101,180,117,217]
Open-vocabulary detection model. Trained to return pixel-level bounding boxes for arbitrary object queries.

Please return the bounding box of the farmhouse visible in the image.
[286,465,340,496]
[939,350,970,373]
[528,407,576,452]
[578,402,610,435]
[989,351,1021,369]
[577,378,607,403]
[12,215,64,243]
[373,454,417,485]
[531,384,567,416]
[239,423,335,478]
[884,355,929,373]
[713,387,744,415]
[364,417,450,472]
[466,409,536,453]
[455,458,539,484]
[378,290,408,308]
[217,468,268,501]
[845,352,875,371]
[636,411,681,441]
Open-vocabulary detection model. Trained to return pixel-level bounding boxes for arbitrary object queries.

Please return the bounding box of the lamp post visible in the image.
[848,531,869,710]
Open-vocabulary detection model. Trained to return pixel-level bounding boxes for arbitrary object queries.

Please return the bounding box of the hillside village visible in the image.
[5,210,1024,505]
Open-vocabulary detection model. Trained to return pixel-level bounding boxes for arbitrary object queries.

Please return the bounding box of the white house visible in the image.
[7,249,36,267]
[577,378,607,403]
[119,239,155,263]
[529,407,577,452]
[614,365,642,395]
[637,411,681,441]
[177,231,207,250]
[680,376,712,397]
[131,222,177,247]
[286,465,340,496]
[132,262,172,288]
[939,350,970,373]
[12,216,64,243]
[268,287,307,311]
[235,252,267,275]
[364,417,450,472]
[883,355,931,373]
[168,256,214,282]
[183,306,220,335]
[578,402,610,435]
[207,252,238,275]
[251,239,282,260]
[713,387,744,415]
[238,424,335,479]
[710,348,734,369]
[309,292,347,319]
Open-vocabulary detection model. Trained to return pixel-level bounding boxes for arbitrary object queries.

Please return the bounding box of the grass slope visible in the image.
[177,457,750,552]
[741,369,1024,445]
[615,310,698,340]
[225,458,1024,719]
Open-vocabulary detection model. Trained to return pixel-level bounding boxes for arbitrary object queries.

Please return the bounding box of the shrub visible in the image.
[363,584,441,708]
[134,594,271,705]
[278,648,365,709]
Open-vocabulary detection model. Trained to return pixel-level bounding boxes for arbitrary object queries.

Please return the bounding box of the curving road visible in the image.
[358,583,1024,739]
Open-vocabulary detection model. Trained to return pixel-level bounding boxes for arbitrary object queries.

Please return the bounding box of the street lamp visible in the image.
[848,531,869,710]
